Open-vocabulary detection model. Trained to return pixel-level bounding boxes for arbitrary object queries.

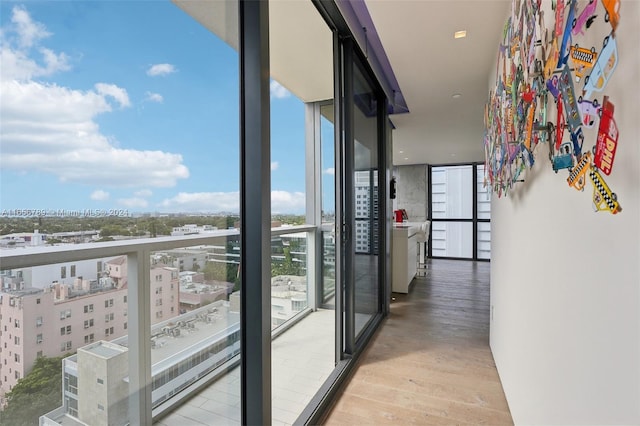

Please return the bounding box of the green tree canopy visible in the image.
[0,356,64,426]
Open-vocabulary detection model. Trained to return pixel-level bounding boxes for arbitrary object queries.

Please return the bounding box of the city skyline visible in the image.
[0,2,335,215]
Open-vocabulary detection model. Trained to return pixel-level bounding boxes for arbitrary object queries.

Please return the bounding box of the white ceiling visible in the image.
[366,0,510,165]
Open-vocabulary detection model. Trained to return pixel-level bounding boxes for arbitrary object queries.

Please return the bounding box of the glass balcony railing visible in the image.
[0,225,321,425]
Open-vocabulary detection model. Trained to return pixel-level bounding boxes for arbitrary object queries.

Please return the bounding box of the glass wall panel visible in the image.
[478,222,492,260]
[321,104,336,307]
[477,165,492,220]
[0,1,240,423]
[352,62,379,338]
[269,2,335,423]
[431,222,473,258]
[431,166,473,219]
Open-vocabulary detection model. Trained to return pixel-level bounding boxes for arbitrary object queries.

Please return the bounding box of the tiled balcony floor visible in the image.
[156,308,335,426]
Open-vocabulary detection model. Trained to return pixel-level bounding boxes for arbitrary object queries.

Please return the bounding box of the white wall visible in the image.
[490,2,640,424]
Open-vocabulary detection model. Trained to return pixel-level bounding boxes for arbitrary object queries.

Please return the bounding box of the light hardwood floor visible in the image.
[322,259,513,425]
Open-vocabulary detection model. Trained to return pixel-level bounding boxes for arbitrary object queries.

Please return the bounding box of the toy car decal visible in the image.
[554,0,565,38]
[559,64,582,134]
[524,101,536,150]
[569,44,598,82]
[557,0,576,69]
[583,34,618,99]
[570,127,584,159]
[589,166,622,214]
[553,142,574,173]
[543,37,559,79]
[602,0,621,33]
[567,151,592,191]
[571,0,597,36]
[593,97,618,175]
[546,75,560,99]
[577,96,601,128]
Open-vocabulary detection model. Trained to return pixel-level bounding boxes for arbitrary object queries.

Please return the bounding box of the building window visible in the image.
[97,378,103,384]
[14,336,20,345]
[14,354,20,363]
[36,316,43,327]
[84,319,94,328]
[123,295,127,303]
[104,299,113,308]
[124,322,127,330]
[60,310,71,320]
[70,265,76,277]
[61,266,66,279]
[15,371,20,380]
[36,334,43,344]
[37,351,43,358]
[36,298,40,304]
[105,313,114,323]
[84,333,95,344]
[156,311,163,319]
[84,304,94,313]
[14,319,20,328]
[98,404,104,411]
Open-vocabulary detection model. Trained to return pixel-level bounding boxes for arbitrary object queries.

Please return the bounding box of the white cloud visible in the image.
[159,190,305,214]
[270,80,290,99]
[271,161,279,171]
[118,197,148,208]
[271,191,305,213]
[145,92,163,103]
[90,189,110,201]
[323,167,335,175]
[95,83,131,108]
[160,192,240,213]
[134,189,153,197]
[147,63,176,77]
[0,6,69,81]
[0,8,190,188]
[11,5,49,48]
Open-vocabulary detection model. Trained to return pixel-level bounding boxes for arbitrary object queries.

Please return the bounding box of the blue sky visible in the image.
[0,1,334,215]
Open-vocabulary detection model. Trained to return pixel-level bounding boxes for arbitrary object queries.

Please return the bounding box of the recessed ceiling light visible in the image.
[404,157,409,160]
[399,150,404,154]
[454,30,467,39]
[452,93,462,99]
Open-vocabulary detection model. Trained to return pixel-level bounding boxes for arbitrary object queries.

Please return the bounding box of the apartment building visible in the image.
[0,258,179,397]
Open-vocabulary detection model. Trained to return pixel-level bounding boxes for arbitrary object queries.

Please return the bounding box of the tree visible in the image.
[0,356,64,426]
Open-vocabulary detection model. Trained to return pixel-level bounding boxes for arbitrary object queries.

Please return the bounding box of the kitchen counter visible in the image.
[391,222,424,293]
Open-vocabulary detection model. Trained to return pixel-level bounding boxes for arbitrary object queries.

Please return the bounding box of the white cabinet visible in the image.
[391,223,420,293]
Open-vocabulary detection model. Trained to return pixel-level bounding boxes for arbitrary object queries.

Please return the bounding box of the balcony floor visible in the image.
[156,308,335,426]
[323,258,513,425]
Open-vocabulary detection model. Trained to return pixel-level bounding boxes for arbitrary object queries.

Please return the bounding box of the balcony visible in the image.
[0,224,335,425]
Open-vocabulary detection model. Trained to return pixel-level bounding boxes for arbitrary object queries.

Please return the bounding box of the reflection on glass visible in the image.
[270,232,309,330]
[353,62,379,337]
[321,104,336,306]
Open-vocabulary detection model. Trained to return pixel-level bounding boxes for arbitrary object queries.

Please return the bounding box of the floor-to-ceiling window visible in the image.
[268,2,336,424]
[429,163,491,260]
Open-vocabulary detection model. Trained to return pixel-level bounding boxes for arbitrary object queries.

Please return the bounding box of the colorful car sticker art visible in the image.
[483,0,624,214]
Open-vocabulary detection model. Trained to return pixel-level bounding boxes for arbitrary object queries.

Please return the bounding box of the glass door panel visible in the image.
[352,62,379,338]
